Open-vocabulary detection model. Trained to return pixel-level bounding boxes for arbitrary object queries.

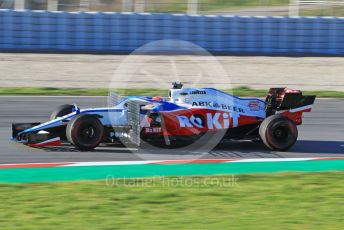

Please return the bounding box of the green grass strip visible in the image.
[1,160,344,183]
[0,87,343,98]
[0,172,343,229]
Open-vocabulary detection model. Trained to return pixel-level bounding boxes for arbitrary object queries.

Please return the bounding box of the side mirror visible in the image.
[72,104,80,114]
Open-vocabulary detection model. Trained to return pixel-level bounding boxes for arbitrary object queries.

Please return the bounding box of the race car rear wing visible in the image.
[265,88,316,116]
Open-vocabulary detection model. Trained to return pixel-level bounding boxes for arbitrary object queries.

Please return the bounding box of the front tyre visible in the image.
[259,115,298,151]
[50,104,74,120]
[66,114,104,151]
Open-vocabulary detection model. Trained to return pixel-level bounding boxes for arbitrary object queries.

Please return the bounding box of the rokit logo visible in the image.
[177,112,240,129]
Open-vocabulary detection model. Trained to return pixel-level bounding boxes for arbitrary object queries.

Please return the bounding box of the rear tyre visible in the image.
[66,114,104,151]
[50,104,74,120]
[259,115,298,151]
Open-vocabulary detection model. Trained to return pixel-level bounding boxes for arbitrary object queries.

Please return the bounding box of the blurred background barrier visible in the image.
[0,9,343,55]
[3,0,344,17]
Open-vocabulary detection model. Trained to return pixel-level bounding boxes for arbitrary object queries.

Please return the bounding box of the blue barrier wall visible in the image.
[0,10,344,55]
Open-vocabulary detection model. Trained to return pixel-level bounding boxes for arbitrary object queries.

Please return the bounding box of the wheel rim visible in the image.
[80,125,96,141]
[273,126,289,141]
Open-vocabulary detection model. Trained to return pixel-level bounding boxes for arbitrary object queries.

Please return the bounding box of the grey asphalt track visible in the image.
[0,96,343,163]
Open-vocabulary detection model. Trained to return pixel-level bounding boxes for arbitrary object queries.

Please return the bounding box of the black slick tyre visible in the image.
[50,104,74,120]
[66,114,104,151]
[259,115,298,151]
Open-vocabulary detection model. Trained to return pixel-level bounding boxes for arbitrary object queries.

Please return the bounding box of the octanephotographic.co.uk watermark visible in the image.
[108,39,232,161]
[105,175,239,188]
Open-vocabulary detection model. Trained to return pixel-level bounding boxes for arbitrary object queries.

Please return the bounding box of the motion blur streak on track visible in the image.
[0,96,343,163]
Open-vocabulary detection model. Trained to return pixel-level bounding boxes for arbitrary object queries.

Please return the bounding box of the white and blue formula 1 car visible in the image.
[12,83,316,151]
